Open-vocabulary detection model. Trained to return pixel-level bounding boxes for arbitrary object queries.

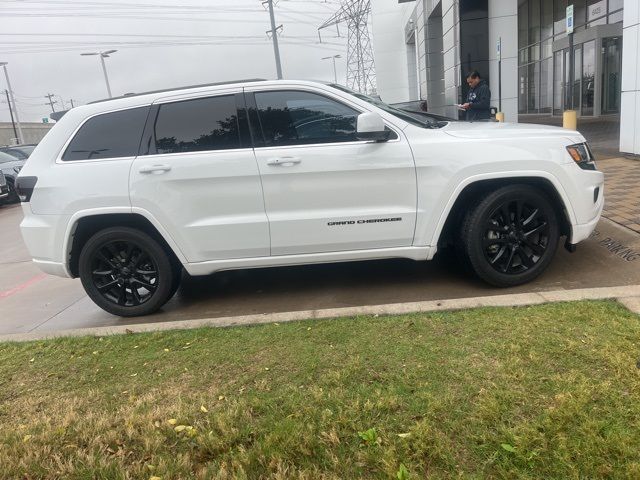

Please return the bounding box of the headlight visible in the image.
[13,166,22,174]
[566,143,596,170]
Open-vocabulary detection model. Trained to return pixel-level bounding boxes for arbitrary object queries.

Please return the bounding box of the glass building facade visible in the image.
[518,0,624,116]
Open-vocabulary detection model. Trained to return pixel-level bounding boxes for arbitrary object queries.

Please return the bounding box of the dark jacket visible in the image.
[466,79,491,121]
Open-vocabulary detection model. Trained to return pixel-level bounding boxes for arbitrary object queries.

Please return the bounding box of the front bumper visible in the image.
[561,162,604,245]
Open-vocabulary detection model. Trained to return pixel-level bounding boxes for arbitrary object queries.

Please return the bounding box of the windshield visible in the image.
[16,145,35,156]
[329,84,446,129]
[0,151,19,164]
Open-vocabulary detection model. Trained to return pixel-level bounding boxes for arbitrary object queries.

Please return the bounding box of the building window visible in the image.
[608,0,623,13]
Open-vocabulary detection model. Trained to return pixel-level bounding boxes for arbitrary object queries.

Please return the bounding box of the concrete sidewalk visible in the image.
[598,156,640,234]
[1,284,638,342]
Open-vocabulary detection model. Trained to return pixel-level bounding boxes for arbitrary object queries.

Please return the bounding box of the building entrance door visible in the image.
[602,36,622,114]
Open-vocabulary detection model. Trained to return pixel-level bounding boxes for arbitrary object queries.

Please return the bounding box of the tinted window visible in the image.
[154,95,240,154]
[0,151,19,163]
[254,91,359,146]
[62,107,149,161]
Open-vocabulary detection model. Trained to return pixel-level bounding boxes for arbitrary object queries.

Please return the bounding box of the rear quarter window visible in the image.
[62,106,149,161]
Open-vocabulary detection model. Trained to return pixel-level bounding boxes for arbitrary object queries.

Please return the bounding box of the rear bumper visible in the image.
[20,205,72,278]
[33,260,69,278]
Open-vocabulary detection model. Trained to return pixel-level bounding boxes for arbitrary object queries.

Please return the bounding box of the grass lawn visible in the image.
[1,300,640,479]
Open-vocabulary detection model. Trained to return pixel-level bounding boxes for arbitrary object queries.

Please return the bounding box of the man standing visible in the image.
[462,71,491,121]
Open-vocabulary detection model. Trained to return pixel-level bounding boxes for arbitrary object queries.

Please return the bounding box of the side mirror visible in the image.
[356,112,390,142]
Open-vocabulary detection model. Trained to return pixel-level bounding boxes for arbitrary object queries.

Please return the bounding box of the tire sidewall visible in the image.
[79,227,175,317]
[464,186,560,287]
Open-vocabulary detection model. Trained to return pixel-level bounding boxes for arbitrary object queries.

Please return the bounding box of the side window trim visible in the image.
[235,92,253,149]
[138,105,159,157]
[243,91,266,148]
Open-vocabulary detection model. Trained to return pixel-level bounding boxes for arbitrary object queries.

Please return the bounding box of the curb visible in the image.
[2,284,640,343]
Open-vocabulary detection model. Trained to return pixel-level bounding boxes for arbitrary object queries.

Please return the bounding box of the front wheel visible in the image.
[460,185,560,287]
[79,227,179,317]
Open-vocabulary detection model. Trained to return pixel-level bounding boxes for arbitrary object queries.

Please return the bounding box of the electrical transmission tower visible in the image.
[318,0,376,95]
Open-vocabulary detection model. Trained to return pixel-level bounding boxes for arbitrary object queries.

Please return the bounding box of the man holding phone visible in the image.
[460,71,491,121]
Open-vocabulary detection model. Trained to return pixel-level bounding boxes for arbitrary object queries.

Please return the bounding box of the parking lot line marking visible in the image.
[0,274,47,300]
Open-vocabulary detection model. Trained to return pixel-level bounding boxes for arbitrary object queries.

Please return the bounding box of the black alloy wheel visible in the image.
[461,185,559,287]
[79,227,179,317]
[91,240,158,307]
[483,199,551,274]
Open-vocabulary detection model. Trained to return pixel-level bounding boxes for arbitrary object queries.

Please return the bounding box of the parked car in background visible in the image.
[0,170,9,202]
[0,151,25,203]
[0,144,36,160]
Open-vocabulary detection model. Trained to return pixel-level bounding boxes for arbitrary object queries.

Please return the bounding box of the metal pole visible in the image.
[266,0,283,79]
[2,65,24,144]
[5,89,18,141]
[498,37,502,112]
[100,54,113,98]
[332,56,338,83]
[70,99,75,108]
[568,32,574,110]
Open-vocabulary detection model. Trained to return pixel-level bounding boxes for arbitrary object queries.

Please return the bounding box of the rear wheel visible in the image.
[460,185,560,287]
[5,180,19,204]
[79,227,179,317]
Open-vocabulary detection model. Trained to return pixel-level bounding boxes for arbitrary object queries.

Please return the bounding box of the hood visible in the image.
[441,121,583,142]
[0,158,25,173]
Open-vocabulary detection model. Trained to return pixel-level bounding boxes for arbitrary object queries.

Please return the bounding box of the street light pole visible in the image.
[4,89,18,141]
[81,50,117,98]
[322,54,342,84]
[0,62,24,144]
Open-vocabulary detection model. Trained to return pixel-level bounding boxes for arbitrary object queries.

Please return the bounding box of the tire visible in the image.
[5,180,19,204]
[79,227,179,317]
[460,185,560,287]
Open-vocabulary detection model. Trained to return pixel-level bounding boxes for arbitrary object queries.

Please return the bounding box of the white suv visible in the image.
[17,79,604,316]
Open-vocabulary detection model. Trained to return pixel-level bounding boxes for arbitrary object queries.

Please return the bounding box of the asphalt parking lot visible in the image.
[2,201,640,336]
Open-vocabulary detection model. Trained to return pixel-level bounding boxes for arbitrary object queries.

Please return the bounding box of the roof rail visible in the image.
[88,78,268,104]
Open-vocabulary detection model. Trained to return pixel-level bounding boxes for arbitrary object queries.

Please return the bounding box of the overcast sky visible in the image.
[0,0,347,122]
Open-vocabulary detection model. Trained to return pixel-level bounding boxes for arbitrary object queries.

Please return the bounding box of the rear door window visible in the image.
[153,95,241,154]
[62,106,149,161]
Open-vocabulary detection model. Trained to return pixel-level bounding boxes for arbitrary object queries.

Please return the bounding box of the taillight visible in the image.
[15,176,37,202]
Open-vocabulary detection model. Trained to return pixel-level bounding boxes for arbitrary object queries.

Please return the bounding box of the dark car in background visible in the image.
[0,144,36,160]
[0,170,9,202]
[0,151,25,204]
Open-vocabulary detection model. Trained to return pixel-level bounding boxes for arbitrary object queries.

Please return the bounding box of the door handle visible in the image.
[266,156,302,166]
[138,164,172,174]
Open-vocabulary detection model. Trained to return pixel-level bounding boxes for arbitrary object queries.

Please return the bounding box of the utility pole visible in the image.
[4,89,18,141]
[45,93,57,112]
[263,0,283,79]
[0,62,24,144]
[70,99,75,108]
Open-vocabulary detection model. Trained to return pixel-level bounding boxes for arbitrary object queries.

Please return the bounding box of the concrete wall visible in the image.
[438,0,458,119]
[620,0,640,155]
[0,123,54,146]
[370,0,414,103]
[488,0,518,122]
